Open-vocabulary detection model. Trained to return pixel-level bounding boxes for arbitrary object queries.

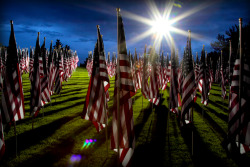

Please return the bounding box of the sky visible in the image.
[0,0,249,64]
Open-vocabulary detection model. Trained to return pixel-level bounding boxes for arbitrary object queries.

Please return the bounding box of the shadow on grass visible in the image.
[11,120,93,167]
[2,113,89,164]
[208,99,228,112]
[215,100,229,108]
[180,124,228,167]
[16,101,84,125]
[204,105,228,123]
[194,103,227,140]
[131,98,168,167]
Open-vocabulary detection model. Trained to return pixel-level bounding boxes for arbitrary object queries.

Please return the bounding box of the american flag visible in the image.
[40,38,51,106]
[25,50,29,73]
[1,21,25,124]
[110,9,135,167]
[82,26,110,133]
[193,55,199,103]
[0,109,5,159]
[162,54,169,90]
[48,41,56,95]
[194,53,199,86]
[141,45,150,99]
[86,51,93,77]
[54,49,63,94]
[149,48,160,105]
[169,46,178,114]
[0,51,3,91]
[63,50,70,82]
[30,32,42,117]
[110,52,116,78]
[106,52,112,77]
[215,58,220,83]
[198,46,209,105]
[133,48,141,92]
[209,67,213,91]
[29,47,34,81]
[228,58,250,154]
[158,51,165,90]
[181,32,195,125]
[166,54,171,83]
[220,64,226,100]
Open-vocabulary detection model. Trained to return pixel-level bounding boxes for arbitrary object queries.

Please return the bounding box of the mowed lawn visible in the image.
[1,67,250,167]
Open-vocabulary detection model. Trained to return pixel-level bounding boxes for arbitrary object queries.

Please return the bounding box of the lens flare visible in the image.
[81,139,97,150]
[70,154,82,163]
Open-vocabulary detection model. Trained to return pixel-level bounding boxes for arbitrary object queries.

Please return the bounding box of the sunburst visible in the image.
[122,0,211,51]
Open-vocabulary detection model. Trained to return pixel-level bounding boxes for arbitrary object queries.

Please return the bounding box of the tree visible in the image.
[65,45,70,51]
[210,21,250,75]
[53,39,63,49]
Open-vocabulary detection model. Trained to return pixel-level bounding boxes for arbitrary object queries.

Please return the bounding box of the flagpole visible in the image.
[238,17,242,155]
[221,50,224,112]
[103,84,109,158]
[188,29,194,157]
[97,24,109,159]
[228,40,232,103]
[14,120,17,157]
[116,7,121,166]
[32,116,34,130]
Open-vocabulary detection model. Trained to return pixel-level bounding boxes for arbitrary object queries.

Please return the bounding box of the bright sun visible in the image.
[119,0,210,50]
[151,17,173,36]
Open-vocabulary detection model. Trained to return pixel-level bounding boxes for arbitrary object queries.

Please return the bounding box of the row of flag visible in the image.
[0,21,79,159]
[82,11,250,166]
[0,15,249,165]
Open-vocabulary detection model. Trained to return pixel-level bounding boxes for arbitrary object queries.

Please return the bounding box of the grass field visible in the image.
[1,67,250,167]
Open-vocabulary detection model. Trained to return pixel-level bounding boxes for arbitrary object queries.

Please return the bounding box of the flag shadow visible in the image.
[2,113,88,164]
[131,99,168,166]
[193,103,227,140]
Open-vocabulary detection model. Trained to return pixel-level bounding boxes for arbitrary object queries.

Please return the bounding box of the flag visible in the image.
[111,52,116,78]
[86,51,93,77]
[220,51,226,99]
[82,26,110,133]
[141,45,150,99]
[1,20,25,124]
[169,44,179,114]
[198,46,209,105]
[0,50,3,91]
[29,47,34,81]
[48,41,56,95]
[133,48,141,92]
[54,49,63,94]
[110,9,135,167]
[40,38,51,105]
[0,109,5,159]
[228,58,250,154]
[149,47,160,105]
[228,24,250,153]
[30,32,42,117]
[181,31,195,125]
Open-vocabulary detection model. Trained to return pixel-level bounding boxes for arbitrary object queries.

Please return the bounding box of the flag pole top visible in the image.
[188,30,191,33]
[97,25,100,28]
[38,32,40,35]
[116,8,120,12]
[239,18,242,22]
[10,20,13,24]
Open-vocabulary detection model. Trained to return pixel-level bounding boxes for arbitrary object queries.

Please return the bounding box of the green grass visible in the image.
[1,67,249,167]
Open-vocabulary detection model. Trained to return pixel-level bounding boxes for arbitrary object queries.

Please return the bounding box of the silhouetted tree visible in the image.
[53,39,63,49]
